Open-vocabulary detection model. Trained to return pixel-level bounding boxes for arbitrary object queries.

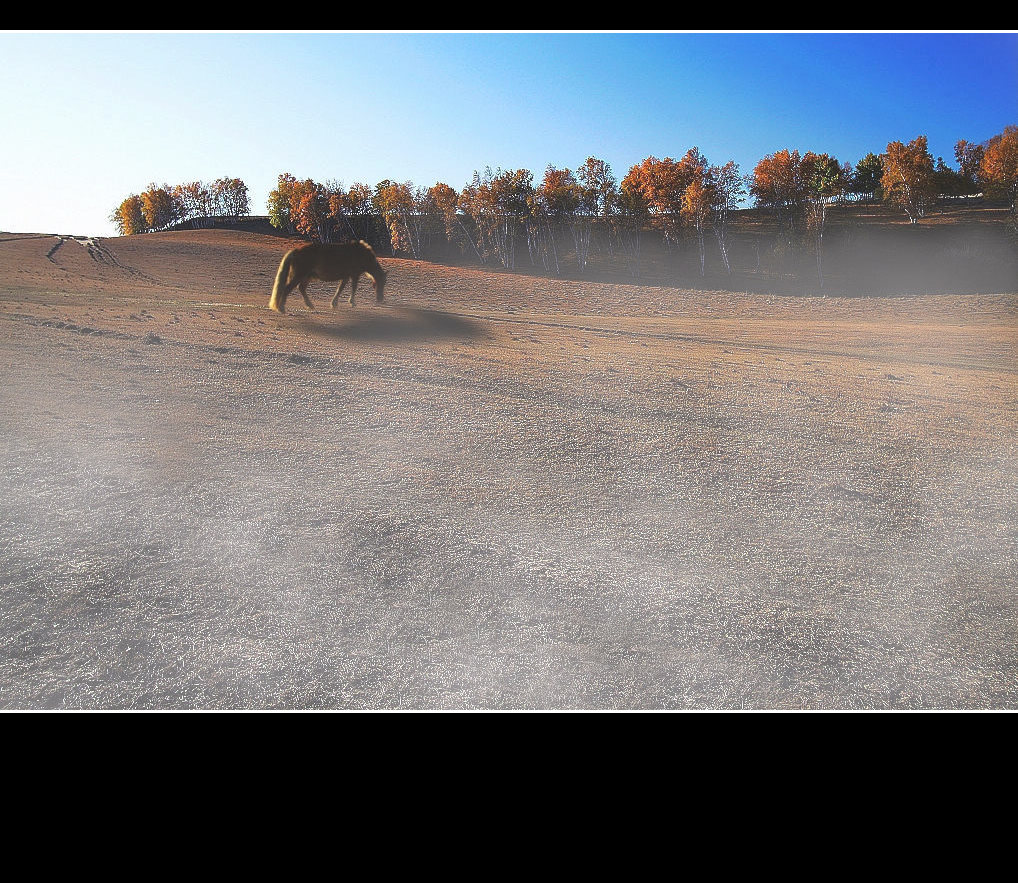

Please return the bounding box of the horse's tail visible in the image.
[269,249,295,312]
[361,241,387,301]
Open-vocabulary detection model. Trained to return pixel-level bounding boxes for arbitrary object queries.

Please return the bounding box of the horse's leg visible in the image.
[278,278,298,313]
[299,279,314,310]
[349,274,359,306]
[331,278,348,309]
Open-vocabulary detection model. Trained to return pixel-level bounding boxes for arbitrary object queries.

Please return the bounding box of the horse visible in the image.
[268,240,387,314]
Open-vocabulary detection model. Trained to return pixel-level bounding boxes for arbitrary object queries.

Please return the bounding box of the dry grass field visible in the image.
[0,225,1015,709]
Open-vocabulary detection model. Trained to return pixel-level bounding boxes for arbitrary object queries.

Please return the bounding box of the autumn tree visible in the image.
[347,182,380,243]
[751,149,805,232]
[267,175,333,241]
[682,173,712,276]
[528,167,570,273]
[289,178,333,242]
[981,125,1018,215]
[457,170,493,263]
[881,136,936,224]
[173,181,217,228]
[324,181,355,240]
[680,156,746,277]
[110,195,146,236]
[623,151,705,247]
[458,167,533,270]
[490,168,533,269]
[140,183,178,231]
[428,182,467,258]
[375,180,414,256]
[375,180,440,259]
[532,166,584,273]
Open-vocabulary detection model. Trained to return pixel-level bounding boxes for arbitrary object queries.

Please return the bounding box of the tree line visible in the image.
[110,178,251,235]
[111,125,1017,286]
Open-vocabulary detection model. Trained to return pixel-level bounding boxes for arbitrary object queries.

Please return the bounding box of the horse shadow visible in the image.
[298,306,490,344]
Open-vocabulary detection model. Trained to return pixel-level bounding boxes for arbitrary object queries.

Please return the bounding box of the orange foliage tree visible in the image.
[172,181,217,228]
[881,136,936,224]
[375,180,440,259]
[751,149,806,233]
[681,174,712,276]
[981,125,1018,214]
[109,195,146,236]
[140,183,178,231]
[458,167,533,269]
[530,166,579,274]
[290,179,333,242]
[623,150,706,247]
[428,182,465,257]
[681,156,746,277]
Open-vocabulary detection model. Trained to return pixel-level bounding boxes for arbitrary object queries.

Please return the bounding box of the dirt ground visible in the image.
[1,229,1016,709]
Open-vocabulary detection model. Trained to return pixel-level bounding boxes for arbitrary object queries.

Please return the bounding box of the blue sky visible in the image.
[1,31,1015,237]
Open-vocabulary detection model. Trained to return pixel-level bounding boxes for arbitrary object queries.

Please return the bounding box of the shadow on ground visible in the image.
[298,305,491,343]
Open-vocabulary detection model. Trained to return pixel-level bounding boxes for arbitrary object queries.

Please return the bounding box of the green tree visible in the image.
[801,152,847,288]
[954,139,986,194]
[851,153,884,199]
[267,173,299,235]
[934,157,966,198]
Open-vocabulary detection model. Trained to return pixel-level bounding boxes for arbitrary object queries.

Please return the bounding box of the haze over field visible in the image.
[1,31,1016,710]
[1,31,1016,237]
[0,228,1015,708]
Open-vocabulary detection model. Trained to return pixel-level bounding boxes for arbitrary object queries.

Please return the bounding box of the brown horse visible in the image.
[268,240,387,313]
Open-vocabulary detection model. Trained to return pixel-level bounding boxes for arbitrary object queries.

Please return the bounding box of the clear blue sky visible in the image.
[1,31,1015,237]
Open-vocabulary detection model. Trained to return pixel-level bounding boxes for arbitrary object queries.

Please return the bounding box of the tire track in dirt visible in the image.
[39,235,166,286]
